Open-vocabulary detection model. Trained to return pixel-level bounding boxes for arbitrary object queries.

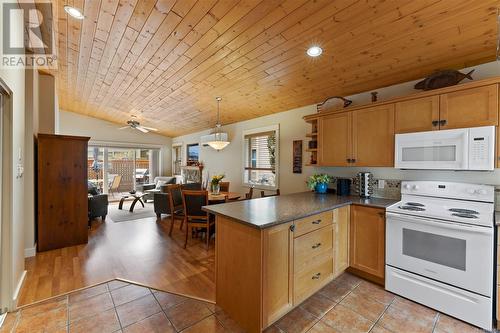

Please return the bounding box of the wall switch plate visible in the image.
[378,179,385,189]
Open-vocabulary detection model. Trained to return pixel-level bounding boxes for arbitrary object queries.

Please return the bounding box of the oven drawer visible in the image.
[293,253,333,305]
[294,211,333,237]
[386,265,492,330]
[294,224,333,273]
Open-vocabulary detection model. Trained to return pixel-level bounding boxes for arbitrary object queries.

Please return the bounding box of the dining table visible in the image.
[208,191,241,204]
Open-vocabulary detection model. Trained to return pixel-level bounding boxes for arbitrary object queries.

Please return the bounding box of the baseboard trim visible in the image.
[12,270,27,308]
[24,246,36,258]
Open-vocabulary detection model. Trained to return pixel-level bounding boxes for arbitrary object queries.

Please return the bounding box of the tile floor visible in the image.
[0,274,492,332]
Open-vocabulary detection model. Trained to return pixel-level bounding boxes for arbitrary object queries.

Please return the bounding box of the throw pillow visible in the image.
[155,180,167,190]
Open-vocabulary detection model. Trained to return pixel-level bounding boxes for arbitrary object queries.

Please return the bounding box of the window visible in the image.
[187,143,199,165]
[172,145,182,175]
[243,125,279,189]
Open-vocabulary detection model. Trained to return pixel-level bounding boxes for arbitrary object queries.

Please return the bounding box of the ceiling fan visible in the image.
[118,116,158,133]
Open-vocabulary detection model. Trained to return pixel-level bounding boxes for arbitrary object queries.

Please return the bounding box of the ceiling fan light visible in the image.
[64,5,84,19]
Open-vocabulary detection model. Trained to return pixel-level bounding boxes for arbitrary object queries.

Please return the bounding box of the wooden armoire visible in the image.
[37,134,90,251]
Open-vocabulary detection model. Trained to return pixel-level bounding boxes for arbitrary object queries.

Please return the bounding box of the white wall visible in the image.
[173,61,500,197]
[174,105,316,195]
[58,110,173,175]
[0,0,27,306]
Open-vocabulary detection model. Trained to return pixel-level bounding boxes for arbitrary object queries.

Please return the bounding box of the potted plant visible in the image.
[211,174,225,194]
[307,174,332,194]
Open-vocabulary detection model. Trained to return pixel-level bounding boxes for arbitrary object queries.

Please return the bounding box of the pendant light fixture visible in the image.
[207,97,230,150]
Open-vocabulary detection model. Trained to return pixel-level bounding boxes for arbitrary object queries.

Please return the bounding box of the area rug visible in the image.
[108,203,157,222]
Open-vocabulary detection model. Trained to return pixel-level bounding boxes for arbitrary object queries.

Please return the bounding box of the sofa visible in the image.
[88,182,108,224]
[141,176,177,202]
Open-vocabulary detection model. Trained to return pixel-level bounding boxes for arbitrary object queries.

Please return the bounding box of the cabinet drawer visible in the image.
[294,224,333,273]
[294,211,333,237]
[293,254,333,305]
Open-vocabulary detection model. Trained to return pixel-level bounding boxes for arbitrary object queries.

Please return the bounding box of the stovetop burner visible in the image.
[451,213,478,219]
[398,205,425,211]
[449,208,480,215]
[405,202,425,207]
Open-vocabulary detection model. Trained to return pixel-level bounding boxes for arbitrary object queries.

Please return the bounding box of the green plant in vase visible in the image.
[307,174,332,194]
[211,174,225,194]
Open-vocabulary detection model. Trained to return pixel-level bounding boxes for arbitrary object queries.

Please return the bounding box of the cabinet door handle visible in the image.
[352,158,356,163]
[312,273,321,280]
[312,242,322,249]
[432,120,439,127]
[290,225,295,232]
[312,219,322,225]
[346,158,351,163]
[439,119,447,126]
[378,212,385,218]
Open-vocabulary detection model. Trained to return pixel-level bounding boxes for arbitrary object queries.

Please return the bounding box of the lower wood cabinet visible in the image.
[333,205,350,276]
[349,205,385,285]
[262,222,293,327]
[215,205,386,332]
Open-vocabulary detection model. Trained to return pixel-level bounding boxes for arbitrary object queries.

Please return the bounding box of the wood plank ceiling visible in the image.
[55,0,499,137]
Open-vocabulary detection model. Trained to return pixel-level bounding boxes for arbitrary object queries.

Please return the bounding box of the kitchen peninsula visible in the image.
[204,191,397,333]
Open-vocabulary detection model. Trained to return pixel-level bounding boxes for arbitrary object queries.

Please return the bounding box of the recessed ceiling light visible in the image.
[64,5,84,19]
[307,46,322,57]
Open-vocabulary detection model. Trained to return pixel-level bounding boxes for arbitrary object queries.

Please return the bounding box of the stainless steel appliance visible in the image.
[386,181,494,330]
[356,172,373,198]
[394,126,495,170]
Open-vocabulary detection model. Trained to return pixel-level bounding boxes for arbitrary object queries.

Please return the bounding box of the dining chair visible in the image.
[219,182,230,192]
[261,189,280,198]
[245,186,254,200]
[167,184,184,236]
[181,182,202,190]
[181,190,214,249]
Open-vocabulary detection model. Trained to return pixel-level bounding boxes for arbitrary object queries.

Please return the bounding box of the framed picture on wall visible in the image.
[293,140,302,174]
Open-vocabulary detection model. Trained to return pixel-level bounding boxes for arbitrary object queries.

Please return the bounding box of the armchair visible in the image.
[154,192,171,219]
[88,182,108,225]
[141,176,177,202]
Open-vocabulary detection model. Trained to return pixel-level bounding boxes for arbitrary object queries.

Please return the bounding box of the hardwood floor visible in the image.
[18,204,215,306]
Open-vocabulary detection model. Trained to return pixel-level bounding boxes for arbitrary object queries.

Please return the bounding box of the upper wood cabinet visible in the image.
[352,105,395,166]
[318,112,351,166]
[262,222,293,327]
[349,205,385,284]
[395,96,439,133]
[318,106,394,167]
[440,85,498,130]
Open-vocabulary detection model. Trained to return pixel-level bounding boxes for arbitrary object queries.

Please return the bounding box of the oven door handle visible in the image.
[386,212,493,235]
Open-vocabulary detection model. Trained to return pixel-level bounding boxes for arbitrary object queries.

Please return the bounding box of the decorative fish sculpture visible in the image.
[414,69,475,91]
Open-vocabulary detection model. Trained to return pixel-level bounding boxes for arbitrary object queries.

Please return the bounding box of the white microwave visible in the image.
[395,126,495,170]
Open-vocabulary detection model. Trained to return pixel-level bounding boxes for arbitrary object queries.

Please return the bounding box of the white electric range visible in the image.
[385,181,495,330]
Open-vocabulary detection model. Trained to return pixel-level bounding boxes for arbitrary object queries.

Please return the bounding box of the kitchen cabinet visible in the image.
[318,112,351,166]
[262,222,293,326]
[293,223,334,304]
[318,106,394,167]
[349,205,385,285]
[352,105,395,166]
[333,205,349,277]
[395,96,439,133]
[440,85,498,130]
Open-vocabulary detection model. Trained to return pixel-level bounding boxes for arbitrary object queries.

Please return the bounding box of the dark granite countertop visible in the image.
[203,191,398,229]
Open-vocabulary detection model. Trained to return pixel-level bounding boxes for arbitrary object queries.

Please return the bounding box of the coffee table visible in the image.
[119,193,147,212]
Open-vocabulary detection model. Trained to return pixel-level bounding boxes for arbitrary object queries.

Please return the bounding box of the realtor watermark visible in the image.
[2,1,57,69]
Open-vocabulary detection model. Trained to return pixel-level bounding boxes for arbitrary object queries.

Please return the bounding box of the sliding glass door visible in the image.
[88,146,160,201]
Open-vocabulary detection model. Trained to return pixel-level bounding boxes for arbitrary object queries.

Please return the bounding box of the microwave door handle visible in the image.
[386,212,492,235]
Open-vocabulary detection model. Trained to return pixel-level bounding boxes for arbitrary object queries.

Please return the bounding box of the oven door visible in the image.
[395,128,468,169]
[386,212,493,296]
